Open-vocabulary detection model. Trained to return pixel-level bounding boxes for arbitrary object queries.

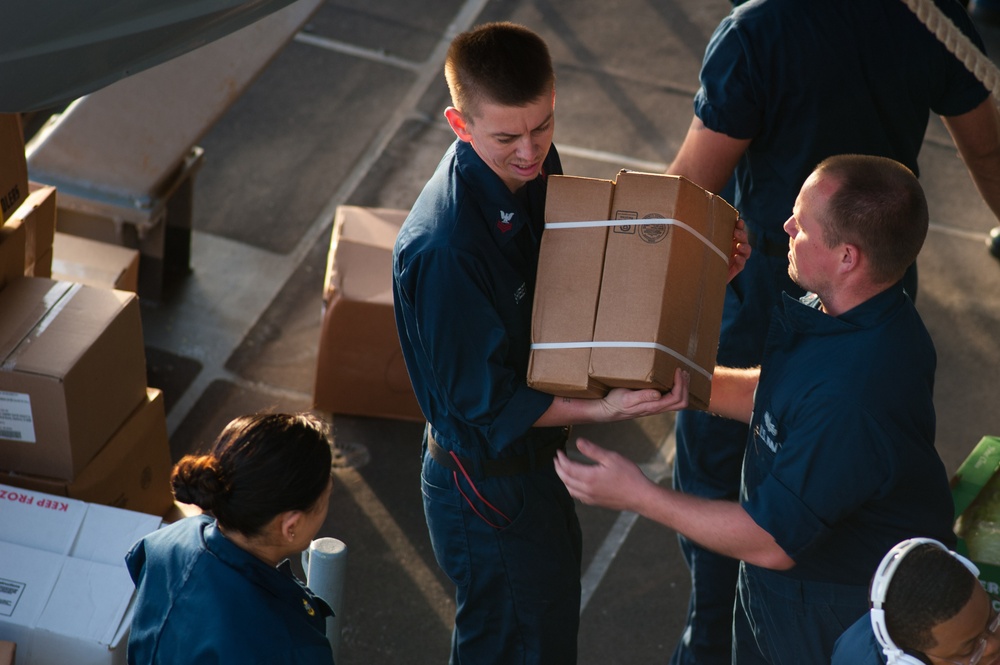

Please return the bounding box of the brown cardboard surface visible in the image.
[7,184,56,274]
[0,217,25,291]
[0,389,173,516]
[51,232,141,292]
[528,176,613,397]
[314,206,424,422]
[590,171,736,409]
[0,640,14,665]
[0,114,27,223]
[0,277,148,479]
[30,248,52,278]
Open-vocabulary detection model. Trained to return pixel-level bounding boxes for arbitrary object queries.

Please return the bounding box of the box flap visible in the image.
[74,504,162,567]
[0,279,76,369]
[325,206,407,303]
[0,278,135,378]
[35,557,134,645]
[0,484,87,555]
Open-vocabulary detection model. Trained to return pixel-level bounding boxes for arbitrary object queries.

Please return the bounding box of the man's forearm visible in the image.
[707,366,759,423]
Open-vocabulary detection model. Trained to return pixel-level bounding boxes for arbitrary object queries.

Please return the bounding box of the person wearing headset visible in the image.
[832,538,1000,665]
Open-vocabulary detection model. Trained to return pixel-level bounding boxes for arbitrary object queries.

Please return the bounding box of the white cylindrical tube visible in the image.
[302,537,347,662]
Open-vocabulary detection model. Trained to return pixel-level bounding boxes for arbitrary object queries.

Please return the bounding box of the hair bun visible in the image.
[171,455,229,510]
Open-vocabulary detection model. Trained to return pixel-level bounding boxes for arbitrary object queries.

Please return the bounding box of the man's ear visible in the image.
[839,243,860,274]
[444,107,473,142]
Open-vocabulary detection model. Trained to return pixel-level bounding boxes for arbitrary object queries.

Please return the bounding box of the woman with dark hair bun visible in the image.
[125,412,336,664]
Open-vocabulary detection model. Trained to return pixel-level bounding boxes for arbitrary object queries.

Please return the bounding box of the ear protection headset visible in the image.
[870,538,980,665]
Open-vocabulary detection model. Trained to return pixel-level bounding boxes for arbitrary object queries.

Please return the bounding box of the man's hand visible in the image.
[554,438,652,512]
[596,367,690,422]
[728,217,751,283]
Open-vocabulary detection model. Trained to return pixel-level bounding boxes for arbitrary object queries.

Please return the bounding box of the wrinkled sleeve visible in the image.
[693,17,762,141]
[396,245,552,452]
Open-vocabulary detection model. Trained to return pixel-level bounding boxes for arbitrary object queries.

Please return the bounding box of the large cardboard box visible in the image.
[313,206,423,422]
[0,115,27,224]
[952,435,1000,599]
[51,232,140,292]
[529,171,737,409]
[0,389,173,516]
[528,176,613,398]
[0,277,148,479]
[0,484,162,665]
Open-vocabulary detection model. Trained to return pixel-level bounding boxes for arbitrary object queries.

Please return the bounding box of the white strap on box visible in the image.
[544,218,729,264]
[530,340,712,381]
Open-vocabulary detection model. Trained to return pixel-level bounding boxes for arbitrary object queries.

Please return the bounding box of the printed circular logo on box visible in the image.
[639,214,669,244]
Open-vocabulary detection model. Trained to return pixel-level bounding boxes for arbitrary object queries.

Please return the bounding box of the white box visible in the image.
[0,484,162,665]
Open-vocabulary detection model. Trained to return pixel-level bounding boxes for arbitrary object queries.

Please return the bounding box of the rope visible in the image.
[900,0,1000,100]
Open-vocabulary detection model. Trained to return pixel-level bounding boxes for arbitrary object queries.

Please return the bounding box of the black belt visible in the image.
[427,428,568,477]
[747,227,790,258]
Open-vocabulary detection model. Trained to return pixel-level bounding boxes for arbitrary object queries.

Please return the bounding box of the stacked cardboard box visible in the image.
[529,171,737,410]
[50,232,140,292]
[313,205,423,422]
[0,484,163,665]
[0,277,174,516]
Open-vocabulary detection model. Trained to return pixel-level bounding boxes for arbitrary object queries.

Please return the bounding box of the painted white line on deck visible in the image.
[293,32,423,72]
[580,431,676,613]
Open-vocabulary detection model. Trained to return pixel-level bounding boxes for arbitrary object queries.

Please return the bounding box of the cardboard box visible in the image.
[0,218,25,292]
[51,232,140,292]
[952,435,1000,599]
[0,641,13,665]
[0,484,162,665]
[6,186,56,280]
[0,277,148,479]
[529,171,737,409]
[528,176,613,398]
[313,206,423,422]
[0,115,27,224]
[0,389,173,516]
[591,171,736,408]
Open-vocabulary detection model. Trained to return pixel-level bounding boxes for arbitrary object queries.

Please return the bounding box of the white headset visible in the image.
[870,538,980,665]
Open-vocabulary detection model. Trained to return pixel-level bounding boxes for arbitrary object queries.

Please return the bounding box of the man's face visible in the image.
[782,171,842,297]
[448,90,555,192]
[924,583,1000,665]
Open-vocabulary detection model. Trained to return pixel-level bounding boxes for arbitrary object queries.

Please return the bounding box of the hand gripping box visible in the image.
[313,205,424,422]
[0,484,163,665]
[0,277,148,479]
[529,171,737,409]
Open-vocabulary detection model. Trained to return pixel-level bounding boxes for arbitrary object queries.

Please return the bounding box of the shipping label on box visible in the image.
[589,171,736,409]
[314,205,424,422]
[0,277,148,479]
[529,176,613,397]
[0,484,162,665]
[0,115,27,224]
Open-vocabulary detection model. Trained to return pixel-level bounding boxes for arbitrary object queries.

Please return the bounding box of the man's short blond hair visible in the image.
[444,22,554,119]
